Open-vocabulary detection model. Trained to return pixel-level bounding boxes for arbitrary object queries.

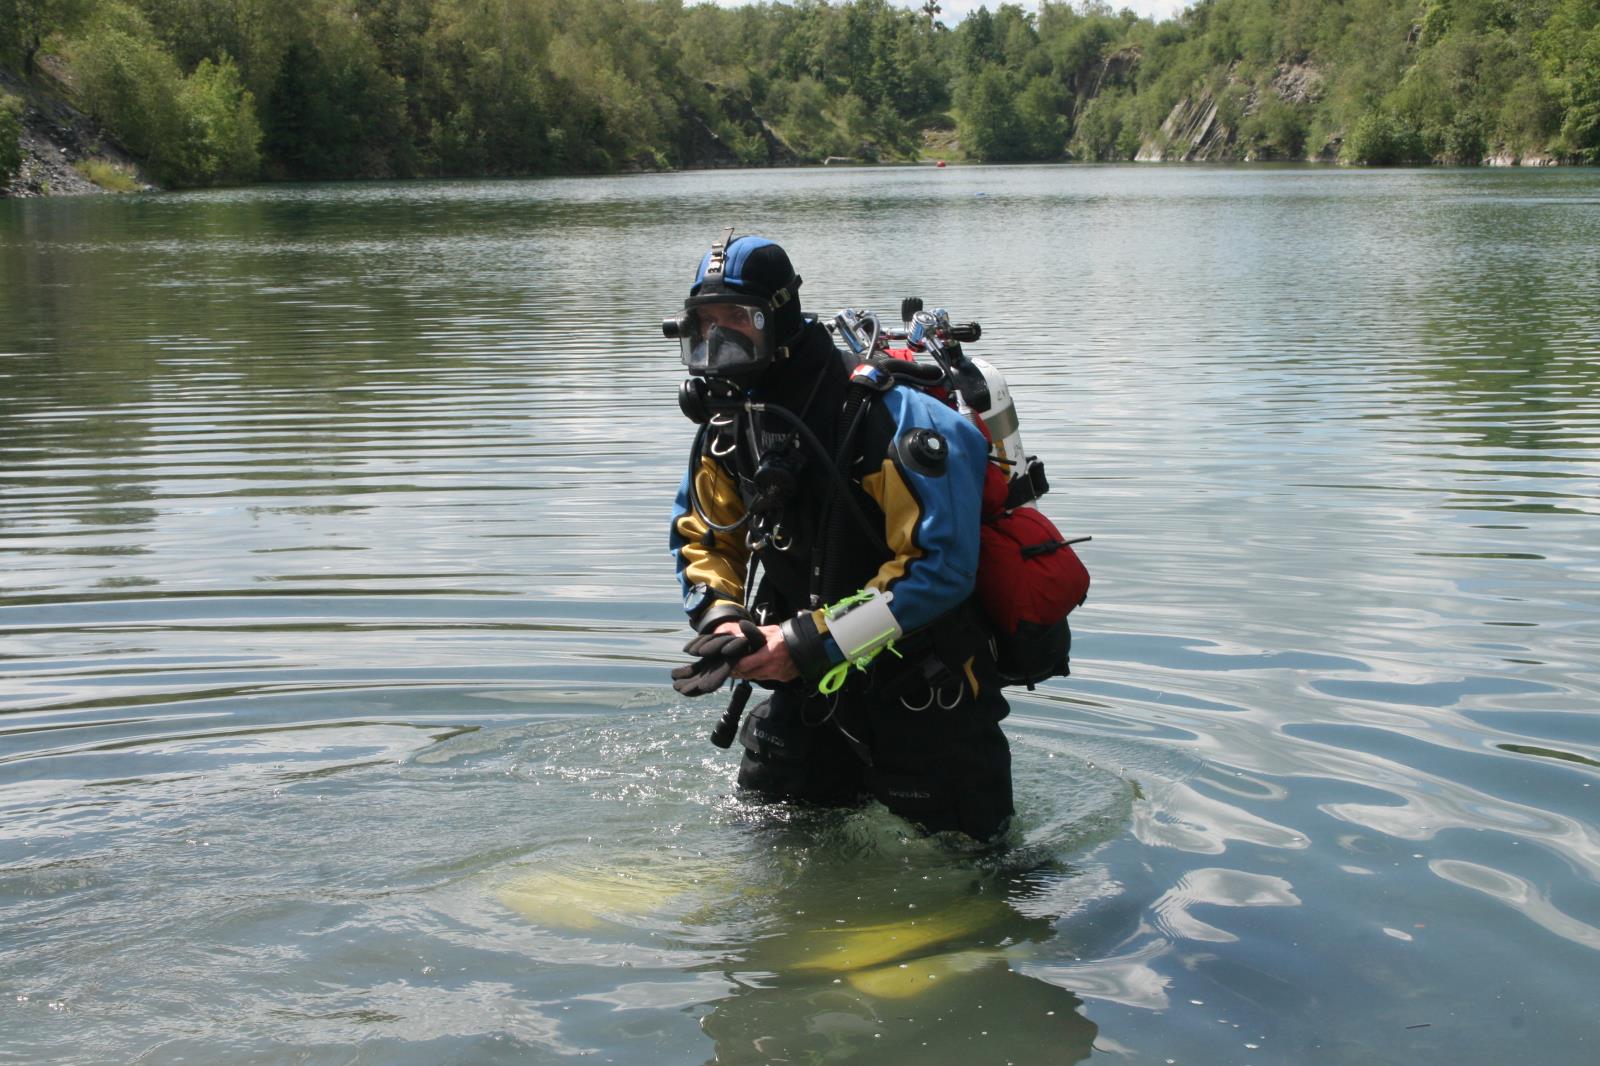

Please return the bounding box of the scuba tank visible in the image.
[834,298,1050,511]
[954,356,1023,485]
[952,353,1050,510]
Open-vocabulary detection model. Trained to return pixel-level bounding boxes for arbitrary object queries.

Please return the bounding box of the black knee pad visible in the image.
[736,695,806,767]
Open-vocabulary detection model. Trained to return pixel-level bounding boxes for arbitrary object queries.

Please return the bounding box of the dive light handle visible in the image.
[710,680,754,749]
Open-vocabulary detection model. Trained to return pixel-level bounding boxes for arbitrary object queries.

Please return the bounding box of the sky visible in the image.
[705,0,1192,25]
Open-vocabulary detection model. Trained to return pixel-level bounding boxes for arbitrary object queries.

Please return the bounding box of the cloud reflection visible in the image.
[1430,859,1600,952]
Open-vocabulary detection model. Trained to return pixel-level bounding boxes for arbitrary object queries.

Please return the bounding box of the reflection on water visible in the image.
[3,166,1599,1063]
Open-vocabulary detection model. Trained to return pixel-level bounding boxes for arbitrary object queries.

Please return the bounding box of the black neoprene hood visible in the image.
[690,235,804,343]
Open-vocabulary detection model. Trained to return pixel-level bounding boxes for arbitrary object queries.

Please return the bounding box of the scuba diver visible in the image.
[666,231,1015,842]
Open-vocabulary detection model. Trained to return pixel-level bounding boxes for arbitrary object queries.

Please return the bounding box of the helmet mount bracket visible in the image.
[703,226,736,288]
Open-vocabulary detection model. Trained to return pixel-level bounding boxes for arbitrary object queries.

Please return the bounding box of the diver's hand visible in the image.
[727,622,800,684]
[672,620,764,696]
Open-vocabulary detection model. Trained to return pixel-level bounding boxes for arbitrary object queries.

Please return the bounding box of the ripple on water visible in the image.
[6,168,1600,1064]
[1,695,1137,1064]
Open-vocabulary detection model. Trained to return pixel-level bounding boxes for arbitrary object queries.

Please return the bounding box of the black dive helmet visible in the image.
[663,229,804,393]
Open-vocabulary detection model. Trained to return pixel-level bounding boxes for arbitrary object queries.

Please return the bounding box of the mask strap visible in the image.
[768,273,801,310]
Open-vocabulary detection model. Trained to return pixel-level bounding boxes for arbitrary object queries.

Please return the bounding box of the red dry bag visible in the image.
[976,464,1090,687]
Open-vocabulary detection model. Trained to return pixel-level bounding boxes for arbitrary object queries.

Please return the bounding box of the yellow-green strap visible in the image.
[816,639,901,696]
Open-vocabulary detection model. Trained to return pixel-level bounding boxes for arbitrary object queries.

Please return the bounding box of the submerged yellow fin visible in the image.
[845,947,1004,999]
[497,865,723,931]
[786,896,1007,973]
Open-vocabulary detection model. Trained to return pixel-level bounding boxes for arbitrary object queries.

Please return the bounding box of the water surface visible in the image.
[3,165,1598,1064]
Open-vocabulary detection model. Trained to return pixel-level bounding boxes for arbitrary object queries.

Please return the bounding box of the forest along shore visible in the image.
[3,0,1596,197]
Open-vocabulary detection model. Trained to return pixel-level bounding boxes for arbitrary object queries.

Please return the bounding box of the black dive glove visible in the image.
[671,620,765,697]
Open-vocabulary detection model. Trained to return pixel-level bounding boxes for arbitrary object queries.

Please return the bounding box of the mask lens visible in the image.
[695,303,759,337]
[678,301,771,379]
[685,326,758,372]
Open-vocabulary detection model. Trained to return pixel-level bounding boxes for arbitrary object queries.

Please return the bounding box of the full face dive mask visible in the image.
[664,298,772,383]
[662,230,801,390]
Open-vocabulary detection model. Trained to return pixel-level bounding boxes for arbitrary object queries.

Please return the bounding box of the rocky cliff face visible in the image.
[673,83,798,170]
[1,64,151,197]
[1135,61,1325,163]
[1270,61,1323,107]
[1069,46,1141,129]
[1484,150,1556,166]
[1136,90,1227,162]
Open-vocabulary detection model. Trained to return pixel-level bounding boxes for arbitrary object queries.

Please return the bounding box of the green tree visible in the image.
[993,3,1041,69]
[1497,72,1562,154]
[1,0,94,77]
[766,75,844,159]
[1,92,23,187]
[1071,87,1134,160]
[958,7,1003,69]
[259,14,411,179]
[1014,73,1067,158]
[174,57,260,183]
[957,65,1026,160]
[1557,41,1600,161]
[1537,0,1600,160]
[72,5,261,186]
[1343,107,1428,163]
[72,6,189,171]
[15,0,1595,181]
[421,0,557,173]
[1240,93,1309,159]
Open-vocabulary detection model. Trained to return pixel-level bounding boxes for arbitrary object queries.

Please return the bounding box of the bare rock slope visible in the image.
[2,65,153,197]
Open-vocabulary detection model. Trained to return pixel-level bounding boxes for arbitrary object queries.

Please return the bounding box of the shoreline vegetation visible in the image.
[2,0,1597,197]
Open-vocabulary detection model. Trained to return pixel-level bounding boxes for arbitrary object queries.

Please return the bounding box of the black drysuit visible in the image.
[670,321,1013,840]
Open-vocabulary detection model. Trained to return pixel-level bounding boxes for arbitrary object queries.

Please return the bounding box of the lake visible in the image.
[3,164,1598,1064]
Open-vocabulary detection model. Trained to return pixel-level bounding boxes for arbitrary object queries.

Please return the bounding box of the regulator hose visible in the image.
[684,422,750,536]
[746,400,887,557]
